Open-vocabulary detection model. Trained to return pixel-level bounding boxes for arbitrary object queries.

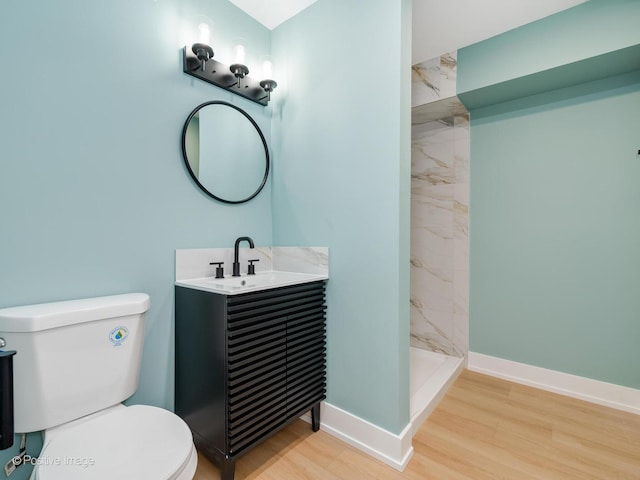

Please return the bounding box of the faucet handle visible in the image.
[247,259,260,275]
[210,261,224,279]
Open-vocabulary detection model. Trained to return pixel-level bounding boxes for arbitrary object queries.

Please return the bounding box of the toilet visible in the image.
[0,293,197,480]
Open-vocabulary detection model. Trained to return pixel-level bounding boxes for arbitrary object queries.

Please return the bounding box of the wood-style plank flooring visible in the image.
[193,369,640,479]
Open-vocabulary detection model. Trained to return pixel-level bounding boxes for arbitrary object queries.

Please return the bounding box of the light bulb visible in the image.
[198,23,210,45]
[259,57,277,102]
[234,44,246,64]
[262,60,273,79]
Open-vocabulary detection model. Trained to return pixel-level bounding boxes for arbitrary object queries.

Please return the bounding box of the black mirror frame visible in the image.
[181,101,270,204]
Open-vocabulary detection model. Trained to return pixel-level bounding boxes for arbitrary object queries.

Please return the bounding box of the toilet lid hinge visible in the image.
[3,433,27,477]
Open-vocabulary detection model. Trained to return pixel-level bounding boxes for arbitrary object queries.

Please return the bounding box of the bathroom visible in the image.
[1,0,640,478]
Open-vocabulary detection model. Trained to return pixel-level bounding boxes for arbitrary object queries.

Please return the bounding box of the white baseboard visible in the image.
[301,402,413,471]
[468,352,640,415]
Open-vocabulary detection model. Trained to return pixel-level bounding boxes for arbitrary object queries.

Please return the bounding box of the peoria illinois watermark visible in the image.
[13,455,96,469]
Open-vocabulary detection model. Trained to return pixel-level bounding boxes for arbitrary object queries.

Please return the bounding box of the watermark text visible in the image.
[13,455,96,469]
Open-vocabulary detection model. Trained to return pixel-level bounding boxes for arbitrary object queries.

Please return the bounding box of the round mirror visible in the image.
[181,101,269,204]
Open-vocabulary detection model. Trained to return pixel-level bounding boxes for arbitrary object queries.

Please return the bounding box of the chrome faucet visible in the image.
[233,236,254,276]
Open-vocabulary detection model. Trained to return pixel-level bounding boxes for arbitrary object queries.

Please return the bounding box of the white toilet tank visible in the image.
[0,293,150,433]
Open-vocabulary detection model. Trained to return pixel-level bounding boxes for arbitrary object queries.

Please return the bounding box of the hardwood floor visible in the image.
[193,369,640,479]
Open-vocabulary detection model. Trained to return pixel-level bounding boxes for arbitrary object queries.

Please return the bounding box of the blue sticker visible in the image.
[109,326,129,347]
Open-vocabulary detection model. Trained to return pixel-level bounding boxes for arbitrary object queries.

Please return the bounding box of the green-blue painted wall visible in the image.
[0,1,271,476]
[0,0,413,476]
[271,0,412,434]
[458,0,640,110]
[458,0,640,96]
[459,1,640,389]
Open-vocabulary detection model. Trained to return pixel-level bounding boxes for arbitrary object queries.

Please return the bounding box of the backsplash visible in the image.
[175,247,329,280]
[272,247,330,275]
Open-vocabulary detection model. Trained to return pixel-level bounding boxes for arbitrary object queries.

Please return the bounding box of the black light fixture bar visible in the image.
[183,47,269,106]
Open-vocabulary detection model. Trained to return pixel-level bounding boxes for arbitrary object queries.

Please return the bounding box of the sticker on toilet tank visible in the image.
[109,326,129,347]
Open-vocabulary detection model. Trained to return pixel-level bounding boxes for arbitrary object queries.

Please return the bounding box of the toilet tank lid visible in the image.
[0,293,150,333]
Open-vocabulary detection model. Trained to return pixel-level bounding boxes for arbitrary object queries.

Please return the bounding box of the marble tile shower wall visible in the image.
[410,52,469,358]
[411,51,457,107]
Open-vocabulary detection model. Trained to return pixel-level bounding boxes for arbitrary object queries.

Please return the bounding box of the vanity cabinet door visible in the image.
[225,300,288,455]
[284,285,326,417]
[225,281,326,455]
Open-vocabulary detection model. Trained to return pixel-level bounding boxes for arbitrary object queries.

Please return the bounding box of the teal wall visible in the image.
[271,0,411,434]
[458,0,640,97]
[458,0,640,110]
[459,1,640,389]
[0,0,413,476]
[0,1,271,477]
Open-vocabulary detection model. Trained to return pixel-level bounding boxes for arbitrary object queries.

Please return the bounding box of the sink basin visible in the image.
[175,270,328,295]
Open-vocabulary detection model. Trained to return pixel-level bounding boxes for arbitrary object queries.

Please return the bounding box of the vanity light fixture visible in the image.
[192,23,214,71]
[229,44,249,88]
[182,33,277,106]
[259,60,278,102]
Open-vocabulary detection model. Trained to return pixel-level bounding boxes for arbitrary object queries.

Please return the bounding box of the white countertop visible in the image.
[175,270,328,295]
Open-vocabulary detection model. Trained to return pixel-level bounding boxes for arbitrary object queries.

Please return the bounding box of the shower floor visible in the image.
[410,347,464,433]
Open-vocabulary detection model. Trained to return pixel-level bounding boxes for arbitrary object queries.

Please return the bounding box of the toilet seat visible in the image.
[33,405,197,480]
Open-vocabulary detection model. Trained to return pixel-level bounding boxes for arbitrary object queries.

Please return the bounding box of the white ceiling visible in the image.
[411,0,590,64]
[228,0,319,30]
[229,0,590,64]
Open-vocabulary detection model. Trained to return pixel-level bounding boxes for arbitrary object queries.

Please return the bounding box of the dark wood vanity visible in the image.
[175,280,327,480]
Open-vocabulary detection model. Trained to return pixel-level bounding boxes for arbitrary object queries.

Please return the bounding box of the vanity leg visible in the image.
[220,459,236,480]
[311,402,321,432]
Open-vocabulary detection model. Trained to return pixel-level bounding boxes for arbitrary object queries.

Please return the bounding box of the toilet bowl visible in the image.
[0,293,197,480]
[31,405,197,480]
